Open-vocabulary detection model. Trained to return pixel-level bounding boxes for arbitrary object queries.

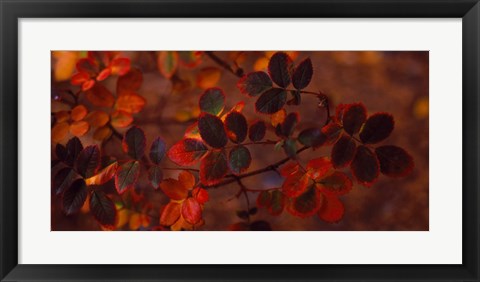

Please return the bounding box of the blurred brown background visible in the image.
[51,51,429,231]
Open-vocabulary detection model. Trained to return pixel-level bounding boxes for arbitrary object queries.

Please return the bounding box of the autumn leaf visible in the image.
[375,145,414,177]
[117,68,143,96]
[292,58,313,90]
[331,134,356,168]
[248,120,266,142]
[228,145,251,175]
[62,179,88,216]
[115,93,146,114]
[268,52,293,88]
[198,113,228,148]
[182,197,202,225]
[342,103,367,136]
[110,110,133,128]
[157,51,178,79]
[85,161,118,186]
[90,189,117,228]
[85,83,115,107]
[237,71,272,97]
[148,165,163,189]
[75,145,101,178]
[318,193,344,223]
[167,138,208,166]
[160,202,181,226]
[199,88,225,116]
[71,105,88,121]
[351,145,380,187]
[196,67,222,89]
[298,127,326,148]
[255,88,287,114]
[287,185,323,218]
[316,172,352,196]
[149,137,166,164]
[224,111,248,143]
[200,150,228,186]
[122,126,146,160]
[359,113,394,144]
[53,167,79,195]
[115,160,140,194]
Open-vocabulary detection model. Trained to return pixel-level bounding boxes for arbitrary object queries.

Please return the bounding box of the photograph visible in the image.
[50,50,428,231]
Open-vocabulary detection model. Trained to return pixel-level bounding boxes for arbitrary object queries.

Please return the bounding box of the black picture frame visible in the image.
[1,0,479,281]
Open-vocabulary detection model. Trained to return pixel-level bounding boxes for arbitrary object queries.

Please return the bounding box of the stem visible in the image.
[204,146,309,188]
[205,51,242,78]
[223,140,276,149]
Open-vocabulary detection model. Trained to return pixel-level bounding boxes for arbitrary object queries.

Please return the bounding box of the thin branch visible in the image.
[205,51,242,78]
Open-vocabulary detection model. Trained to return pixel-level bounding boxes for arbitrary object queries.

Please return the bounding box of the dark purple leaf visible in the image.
[342,103,367,136]
[248,120,266,142]
[237,71,272,97]
[90,190,117,228]
[198,113,228,148]
[62,179,88,216]
[268,52,293,88]
[228,145,252,175]
[148,165,163,189]
[255,88,287,114]
[375,145,414,177]
[75,145,100,178]
[123,126,146,160]
[224,111,248,143]
[149,137,166,164]
[200,150,228,185]
[115,160,140,194]
[292,58,313,90]
[65,137,83,167]
[351,145,379,187]
[359,113,394,144]
[53,167,79,195]
[331,135,356,168]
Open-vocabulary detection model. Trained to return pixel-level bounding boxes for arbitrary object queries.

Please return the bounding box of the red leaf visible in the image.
[375,145,414,177]
[182,197,202,225]
[62,179,88,215]
[317,172,352,196]
[287,185,323,218]
[359,113,394,144]
[157,51,178,79]
[267,190,285,216]
[199,87,225,116]
[148,165,163,189]
[159,178,189,201]
[160,202,181,226]
[306,157,333,181]
[268,52,293,88]
[167,138,208,166]
[71,72,90,86]
[282,170,310,198]
[122,126,146,160]
[351,145,380,187]
[75,145,100,178]
[96,68,111,81]
[85,83,115,107]
[110,57,131,76]
[248,120,267,142]
[298,127,326,148]
[321,122,342,145]
[331,134,357,168]
[115,160,140,194]
[342,103,367,135]
[318,194,345,223]
[255,88,287,114]
[228,145,252,175]
[192,187,209,204]
[224,111,248,143]
[257,190,272,208]
[200,150,228,186]
[149,137,166,164]
[280,162,300,177]
[76,58,98,76]
[198,113,228,148]
[117,68,143,95]
[292,58,313,90]
[90,190,117,228]
[237,71,272,97]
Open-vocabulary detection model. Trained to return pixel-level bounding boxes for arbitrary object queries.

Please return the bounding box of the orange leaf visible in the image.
[253,56,269,71]
[53,51,79,81]
[85,83,115,107]
[82,79,96,91]
[71,72,90,85]
[110,110,133,128]
[93,126,113,141]
[110,58,131,76]
[96,67,112,81]
[178,171,196,190]
[71,105,88,121]
[182,197,202,225]
[160,202,181,226]
[196,67,222,89]
[55,111,70,123]
[270,109,286,127]
[85,162,118,186]
[85,111,110,128]
[282,170,310,198]
[115,93,146,114]
[52,122,70,142]
[69,121,89,137]
[159,178,188,201]
[157,51,178,79]
[192,187,209,204]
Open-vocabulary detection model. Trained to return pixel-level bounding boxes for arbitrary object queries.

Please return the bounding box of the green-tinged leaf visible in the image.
[292,58,313,90]
[75,145,100,178]
[359,113,394,144]
[351,145,379,187]
[198,113,228,148]
[199,88,225,115]
[375,145,414,177]
[317,172,352,196]
[149,137,166,164]
[283,138,297,159]
[268,52,293,88]
[268,190,285,216]
[167,138,208,166]
[257,191,272,208]
[148,165,163,189]
[90,190,117,228]
[248,120,266,142]
[62,179,88,216]
[53,167,79,195]
[298,127,326,148]
[157,51,178,79]
[282,170,309,198]
[115,160,140,194]
[331,135,356,168]
[224,111,248,143]
[237,71,272,97]
[122,126,146,160]
[287,185,323,218]
[255,88,287,114]
[200,150,228,185]
[342,103,367,136]
[228,145,252,175]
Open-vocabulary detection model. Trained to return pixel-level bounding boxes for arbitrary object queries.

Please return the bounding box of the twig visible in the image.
[205,51,242,78]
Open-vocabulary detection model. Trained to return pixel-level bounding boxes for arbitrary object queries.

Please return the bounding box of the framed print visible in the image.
[1,0,479,281]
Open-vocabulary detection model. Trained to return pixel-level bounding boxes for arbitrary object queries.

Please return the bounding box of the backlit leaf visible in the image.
[292,58,313,90]
[306,157,333,181]
[298,127,326,148]
[76,58,98,76]
[282,170,310,198]
[287,185,323,218]
[149,137,166,164]
[85,83,115,107]
[270,109,286,127]
[160,202,181,226]
[237,71,272,97]
[117,68,143,95]
[182,197,202,225]
[318,194,344,223]
[375,145,414,177]
[359,113,394,144]
[268,52,293,88]
[75,145,101,178]
[115,93,146,114]
[255,88,287,114]
[331,134,357,168]
[267,190,285,216]
[71,105,88,121]
[53,167,79,195]
[69,121,90,137]
[110,110,133,128]
[178,171,196,190]
[157,51,178,79]
[110,57,131,76]
[224,111,248,143]
[159,178,189,201]
[90,190,117,228]
[351,145,379,187]
[196,67,222,89]
[317,172,352,196]
[148,165,163,189]
[115,160,140,194]
[178,51,202,68]
[93,126,113,141]
[280,162,300,177]
[199,88,225,116]
[167,138,208,166]
[248,120,266,142]
[192,187,209,204]
[322,122,343,145]
[198,113,228,148]
[200,150,228,185]
[85,161,118,186]
[84,111,109,128]
[228,145,251,175]
[62,179,88,216]
[52,122,69,143]
[342,103,367,136]
[122,126,146,160]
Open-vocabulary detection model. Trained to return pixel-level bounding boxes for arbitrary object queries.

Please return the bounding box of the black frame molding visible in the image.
[1,0,479,281]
